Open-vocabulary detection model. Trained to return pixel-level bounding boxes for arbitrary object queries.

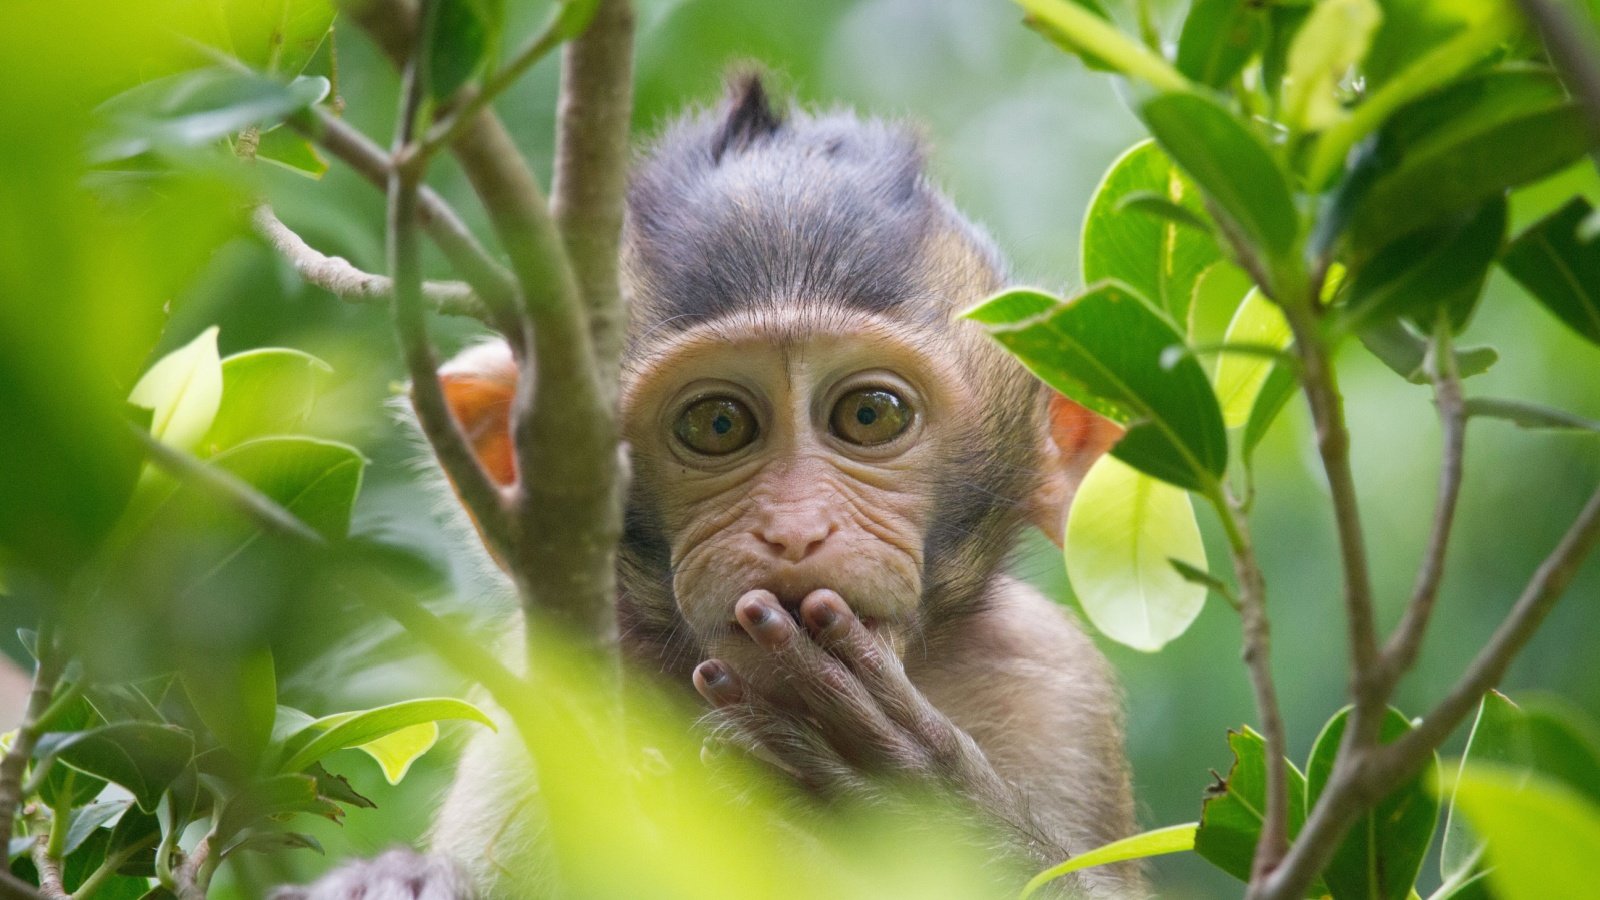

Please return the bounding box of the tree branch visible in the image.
[0,870,42,900]
[1381,326,1466,682]
[1515,0,1600,144]
[0,631,62,854]
[1255,482,1600,900]
[250,204,484,319]
[1210,491,1291,880]
[552,0,636,403]
[28,840,65,900]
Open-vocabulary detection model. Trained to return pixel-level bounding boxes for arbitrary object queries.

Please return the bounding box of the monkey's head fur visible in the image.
[614,74,1068,691]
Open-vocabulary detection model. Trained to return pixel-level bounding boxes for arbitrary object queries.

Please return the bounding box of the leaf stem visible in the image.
[1017,0,1193,94]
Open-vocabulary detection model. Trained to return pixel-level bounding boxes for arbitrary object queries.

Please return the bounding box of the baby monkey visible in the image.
[278,75,1140,899]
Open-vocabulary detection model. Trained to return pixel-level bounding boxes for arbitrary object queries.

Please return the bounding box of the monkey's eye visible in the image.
[674,396,758,455]
[830,388,912,446]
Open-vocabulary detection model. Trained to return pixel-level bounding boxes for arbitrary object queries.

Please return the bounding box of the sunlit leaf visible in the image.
[1194,726,1313,886]
[1017,0,1190,89]
[1443,765,1600,900]
[1022,822,1196,898]
[202,348,334,456]
[1280,0,1381,132]
[1064,455,1207,652]
[1501,197,1600,347]
[1307,707,1439,900]
[1214,290,1292,428]
[1083,140,1220,327]
[353,721,440,785]
[255,127,329,179]
[277,697,494,776]
[207,0,338,77]
[965,284,1228,491]
[128,326,222,453]
[208,437,366,539]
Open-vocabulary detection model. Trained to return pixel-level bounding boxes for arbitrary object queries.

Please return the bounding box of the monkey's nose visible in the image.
[754,521,836,562]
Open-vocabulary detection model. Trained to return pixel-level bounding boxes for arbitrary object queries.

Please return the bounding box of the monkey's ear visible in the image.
[1031,393,1123,546]
[711,71,784,163]
[434,341,519,488]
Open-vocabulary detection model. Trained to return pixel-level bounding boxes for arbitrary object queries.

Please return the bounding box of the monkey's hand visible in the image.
[694,589,1057,862]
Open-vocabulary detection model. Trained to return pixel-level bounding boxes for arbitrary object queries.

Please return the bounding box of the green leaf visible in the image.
[210,0,338,77]
[1358,319,1498,384]
[128,326,222,453]
[965,284,1228,491]
[429,0,502,99]
[1518,696,1600,808]
[1022,822,1197,898]
[1345,197,1506,332]
[63,800,133,857]
[1500,197,1600,346]
[1441,692,1529,886]
[1082,140,1221,327]
[219,828,324,860]
[1306,707,1440,900]
[1064,456,1208,652]
[1141,92,1299,268]
[1345,70,1588,257]
[1194,726,1311,885]
[207,437,366,540]
[215,773,341,846]
[255,127,329,179]
[1443,765,1600,900]
[181,648,277,768]
[1214,290,1292,428]
[1262,5,1313,99]
[33,723,196,812]
[93,70,330,164]
[1463,398,1600,433]
[1115,191,1215,235]
[276,697,494,776]
[353,721,439,785]
[201,348,334,456]
[554,0,605,41]
[306,762,376,809]
[1176,0,1267,88]
[1363,0,1502,90]
[1280,0,1381,132]
[1017,0,1192,91]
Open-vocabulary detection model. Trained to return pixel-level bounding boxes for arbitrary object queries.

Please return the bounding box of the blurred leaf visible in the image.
[555,0,606,41]
[1363,0,1502,89]
[158,763,201,855]
[1441,692,1529,887]
[93,69,329,164]
[1194,726,1313,886]
[1142,92,1299,268]
[1518,696,1600,807]
[1281,0,1381,132]
[219,828,324,860]
[63,800,133,857]
[204,0,338,77]
[255,127,329,179]
[1500,197,1600,346]
[208,436,366,539]
[1345,197,1506,331]
[1345,70,1587,257]
[182,647,277,768]
[1064,455,1207,652]
[430,0,505,98]
[201,348,333,455]
[1262,5,1313,98]
[1022,822,1196,898]
[1214,290,1292,428]
[1083,140,1220,328]
[1463,398,1600,432]
[965,284,1228,491]
[1307,707,1439,900]
[128,326,222,453]
[1019,0,1187,85]
[34,723,196,812]
[1176,0,1267,88]
[1358,319,1499,383]
[1444,765,1600,900]
[215,773,340,845]
[277,697,494,775]
[352,721,439,786]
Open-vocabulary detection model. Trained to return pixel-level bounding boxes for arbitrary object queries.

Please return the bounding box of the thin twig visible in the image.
[172,835,211,900]
[0,630,62,853]
[1381,323,1466,682]
[1255,484,1600,900]
[1210,491,1291,879]
[250,204,484,319]
[1515,0,1600,144]
[29,839,66,900]
[0,870,42,900]
[131,424,325,545]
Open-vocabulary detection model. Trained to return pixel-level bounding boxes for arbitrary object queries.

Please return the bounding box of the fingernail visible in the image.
[745,603,772,626]
[699,660,727,686]
[811,604,838,630]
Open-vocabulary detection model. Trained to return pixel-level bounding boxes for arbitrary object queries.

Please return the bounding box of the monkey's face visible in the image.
[623,307,974,686]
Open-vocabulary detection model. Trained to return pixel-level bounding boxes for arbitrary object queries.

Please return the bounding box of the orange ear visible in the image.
[435,341,520,487]
[1032,393,1123,545]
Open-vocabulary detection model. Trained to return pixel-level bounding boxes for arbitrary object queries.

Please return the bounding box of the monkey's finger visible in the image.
[704,699,866,797]
[693,659,743,707]
[734,591,914,766]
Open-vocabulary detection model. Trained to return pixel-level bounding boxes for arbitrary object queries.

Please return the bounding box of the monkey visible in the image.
[274,74,1140,899]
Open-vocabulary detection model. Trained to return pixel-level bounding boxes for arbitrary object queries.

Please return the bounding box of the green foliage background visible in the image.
[2,0,1598,896]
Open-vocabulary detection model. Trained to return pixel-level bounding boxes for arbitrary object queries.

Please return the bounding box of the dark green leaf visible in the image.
[1084,140,1221,327]
[1194,727,1311,884]
[1306,707,1439,900]
[63,800,132,857]
[1441,692,1529,886]
[1345,71,1588,257]
[307,763,376,810]
[1519,696,1600,808]
[33,723,195,812]
[1463,398,1600,432]
[430,0,502,99]
[182,648,277,768]
[1345,197,1506,331]
[159,764,202,854]
[1176,0,1267,88]
[1142,92,1299,268]
[1115,191,1215,235]
[1358,319,1498,383]
[215,774,341,846]
[1501,197,1600,346]
[964,284,1228,491]
[93,70,330,164]
[219,828,324,860]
